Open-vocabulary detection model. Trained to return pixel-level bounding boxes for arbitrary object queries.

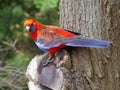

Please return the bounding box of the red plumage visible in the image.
[24,19,76,58]
[24,19,112,59]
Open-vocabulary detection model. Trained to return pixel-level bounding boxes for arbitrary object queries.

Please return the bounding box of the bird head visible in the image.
[24,19,41,40]
[24,19,38,32]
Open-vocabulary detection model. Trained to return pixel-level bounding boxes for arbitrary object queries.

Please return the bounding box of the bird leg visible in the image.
[43,57,54,67]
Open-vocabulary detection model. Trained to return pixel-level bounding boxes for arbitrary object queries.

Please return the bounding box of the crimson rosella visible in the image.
[24,19,112,66]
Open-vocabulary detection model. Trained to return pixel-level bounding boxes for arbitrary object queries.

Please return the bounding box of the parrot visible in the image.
[24,19,112,66]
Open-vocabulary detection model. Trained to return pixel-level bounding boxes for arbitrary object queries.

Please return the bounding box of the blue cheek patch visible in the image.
[31,26,36,32]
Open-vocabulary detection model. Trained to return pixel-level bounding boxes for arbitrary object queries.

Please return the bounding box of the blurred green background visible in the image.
[0,0,59,89]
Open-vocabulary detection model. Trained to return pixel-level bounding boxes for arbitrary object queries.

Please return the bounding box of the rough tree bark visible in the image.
[60,0,120,90]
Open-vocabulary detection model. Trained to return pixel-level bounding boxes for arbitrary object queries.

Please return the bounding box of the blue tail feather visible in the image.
[65,38,112,48]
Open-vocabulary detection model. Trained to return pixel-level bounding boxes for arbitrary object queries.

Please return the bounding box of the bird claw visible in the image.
[43,57,54,67]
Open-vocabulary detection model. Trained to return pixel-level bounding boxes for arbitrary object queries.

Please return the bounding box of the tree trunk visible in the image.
[60,0,120,90]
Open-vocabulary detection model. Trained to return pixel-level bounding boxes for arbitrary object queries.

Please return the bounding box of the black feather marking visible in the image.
[65,29,80,35]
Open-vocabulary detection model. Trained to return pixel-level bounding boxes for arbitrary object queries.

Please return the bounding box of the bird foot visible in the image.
[43,57,54,67]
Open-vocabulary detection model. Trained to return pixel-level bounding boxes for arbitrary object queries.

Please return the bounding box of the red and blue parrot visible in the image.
[24,19,112,65]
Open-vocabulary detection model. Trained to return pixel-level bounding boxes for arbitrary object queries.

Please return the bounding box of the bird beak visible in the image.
[26,26,30,31]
